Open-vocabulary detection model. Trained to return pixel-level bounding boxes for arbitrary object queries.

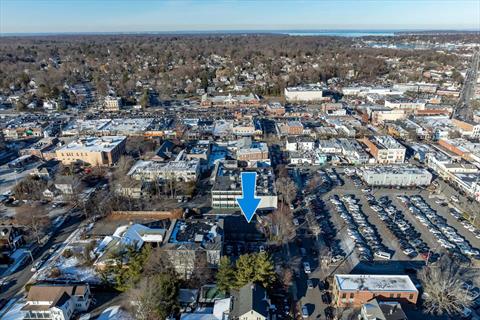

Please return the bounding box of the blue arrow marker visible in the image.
[236,172,261,223]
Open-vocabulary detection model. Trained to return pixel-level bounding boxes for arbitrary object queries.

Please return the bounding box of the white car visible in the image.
[293,218,300,226]
[30,260,43,273]
[303,262,311,274]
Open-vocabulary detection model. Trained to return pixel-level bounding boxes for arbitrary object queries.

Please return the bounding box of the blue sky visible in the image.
[1,0,479,34]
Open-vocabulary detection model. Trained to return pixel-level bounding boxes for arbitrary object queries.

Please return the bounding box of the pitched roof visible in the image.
[25,284,88,308]
[231,283,269,318]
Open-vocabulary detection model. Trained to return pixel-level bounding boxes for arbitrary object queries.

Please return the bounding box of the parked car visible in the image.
[307,279,314,289]
[303,262,311,274]
[301,306,309,318]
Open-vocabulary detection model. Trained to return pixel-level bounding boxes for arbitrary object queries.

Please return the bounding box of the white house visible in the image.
[22,284,91,320]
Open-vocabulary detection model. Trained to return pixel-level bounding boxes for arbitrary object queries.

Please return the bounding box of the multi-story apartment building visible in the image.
[333,274,418,307]
[211,161,277,210]
[360,136,406,164]
[103,96,122,112]
[55,136,126,166]
[161,219,223,279]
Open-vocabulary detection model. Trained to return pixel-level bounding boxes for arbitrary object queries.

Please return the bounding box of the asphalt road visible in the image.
[454,50,479,121]
[0,209,84,309]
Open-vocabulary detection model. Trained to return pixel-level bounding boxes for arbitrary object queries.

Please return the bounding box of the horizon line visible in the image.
[1,28,479,37]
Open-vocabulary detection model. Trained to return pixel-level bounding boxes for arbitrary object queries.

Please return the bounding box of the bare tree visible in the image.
[418,255,474,316]
[276,176,297,212]
[128,277,160,320]
[15,205,50,243]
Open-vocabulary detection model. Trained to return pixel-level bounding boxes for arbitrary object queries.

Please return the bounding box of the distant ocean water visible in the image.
[282,30,396,37]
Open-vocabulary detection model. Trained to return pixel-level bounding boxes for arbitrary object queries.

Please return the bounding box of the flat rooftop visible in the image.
[360,165,430,175]
[58,136,126,153]
[335,274,417,292]
[371,135,405,150]
[285,84,323,92]
[212,165,275,196]
[168,220,221,244]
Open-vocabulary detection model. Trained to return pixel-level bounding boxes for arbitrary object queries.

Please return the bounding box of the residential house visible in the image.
[22,284,91,320]
[231,283,271,320]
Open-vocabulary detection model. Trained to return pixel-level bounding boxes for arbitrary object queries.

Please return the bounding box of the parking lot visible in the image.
[283,166,480,319]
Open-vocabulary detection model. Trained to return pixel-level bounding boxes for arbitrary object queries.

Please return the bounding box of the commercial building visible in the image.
[450,172,480,202]
[337,138,370,164]
[360,136,406,164]
[55,136,126,166]
[236,141,270,167]
[161,219,223,278]
[438,138,480,163]
[333,274,418,307]
[384,98,426,111]
[201,93,260,108]
[211,161,277,210]
[278,121,304,136]
[265,102,285,116]
[22,284,91,320]
[285,136,315,152]
[284,84,323,102]
[358,166,432,187]
[232,120,262,137]
[452,118,480,139]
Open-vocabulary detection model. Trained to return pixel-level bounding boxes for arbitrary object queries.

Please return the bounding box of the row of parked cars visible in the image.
[310,197,346,264]
[330,194,390,261]
[400,195,480,262]
[449,207,480,240]
[370,195,436,261]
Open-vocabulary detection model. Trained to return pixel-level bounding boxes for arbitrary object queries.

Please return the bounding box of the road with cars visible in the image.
[454,50,480,121]
[0,208,83,317]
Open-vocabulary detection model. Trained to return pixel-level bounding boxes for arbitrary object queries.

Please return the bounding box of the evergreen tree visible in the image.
[235,253,257,288]
[253,252,276,289]
[216,256,235,293]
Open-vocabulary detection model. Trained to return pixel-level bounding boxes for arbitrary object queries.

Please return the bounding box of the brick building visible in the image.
[333,274,418,307]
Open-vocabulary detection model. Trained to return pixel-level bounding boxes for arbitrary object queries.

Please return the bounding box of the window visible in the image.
[349,293,354,298]
[397,293,401,298]
[390,294,394,298]
[409,294,414,299]
[342,293,346,298]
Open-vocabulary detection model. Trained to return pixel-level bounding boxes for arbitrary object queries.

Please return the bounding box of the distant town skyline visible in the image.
[1,0,479,34]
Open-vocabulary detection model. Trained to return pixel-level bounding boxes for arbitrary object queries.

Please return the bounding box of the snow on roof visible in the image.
[59,136,126,153]
[97,306,134,320]
[335,274,417,292]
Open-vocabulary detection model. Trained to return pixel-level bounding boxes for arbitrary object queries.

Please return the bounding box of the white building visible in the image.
[361,136,406,164]
[285,136,315,152]
[384,98,426,111]
[318,139,342,154]
[211,161,277,210]
[22,284,91,320]
[103,96,122,112]
[128,158,200,183]
[284,84,323,102]
[359,165,432,187]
